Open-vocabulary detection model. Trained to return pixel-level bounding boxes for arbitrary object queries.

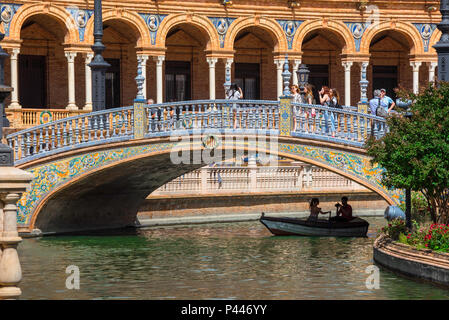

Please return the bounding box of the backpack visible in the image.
[375,98,388,117]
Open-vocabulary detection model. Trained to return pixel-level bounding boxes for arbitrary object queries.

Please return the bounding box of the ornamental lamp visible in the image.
[296,63,310,91]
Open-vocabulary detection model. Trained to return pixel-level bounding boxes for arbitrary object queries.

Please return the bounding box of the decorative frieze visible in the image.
[345,22,367,52]
[277,20,303,50]
[139,13,167,45]
[0,3,21,37]
[413,23,437,52]
[209,17,236,48]
[66,7,93,42]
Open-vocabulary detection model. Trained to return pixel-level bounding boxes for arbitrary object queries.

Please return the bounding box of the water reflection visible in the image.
[18,218,449,300]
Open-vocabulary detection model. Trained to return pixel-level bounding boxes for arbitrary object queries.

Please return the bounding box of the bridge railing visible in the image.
[152,165,367,195]
[291,103,387,145]
[5,99,387,164]
[6,106,134,163]
[143,99,280,135]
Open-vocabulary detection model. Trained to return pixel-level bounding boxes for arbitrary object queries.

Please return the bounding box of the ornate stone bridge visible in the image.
[6,99,399,234]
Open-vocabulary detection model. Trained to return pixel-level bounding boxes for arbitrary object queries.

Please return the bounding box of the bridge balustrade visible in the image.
[6,100,387,164]
[152,165,367,195]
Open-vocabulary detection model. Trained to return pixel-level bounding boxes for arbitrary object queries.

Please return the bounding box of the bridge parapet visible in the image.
[5,100,387,165]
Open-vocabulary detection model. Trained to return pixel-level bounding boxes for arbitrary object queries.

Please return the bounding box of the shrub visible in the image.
[380,219,407,240]
[425,224,449,252]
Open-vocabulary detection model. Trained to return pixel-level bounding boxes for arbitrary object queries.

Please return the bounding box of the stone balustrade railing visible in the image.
[6,108,90,129]
[151,165,366,195]
[5,100,387,165]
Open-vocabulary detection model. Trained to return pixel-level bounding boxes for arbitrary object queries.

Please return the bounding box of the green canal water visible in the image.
[18,217,449,299]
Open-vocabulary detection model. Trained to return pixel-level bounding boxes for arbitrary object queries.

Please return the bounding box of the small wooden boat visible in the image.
[259,213,369,237]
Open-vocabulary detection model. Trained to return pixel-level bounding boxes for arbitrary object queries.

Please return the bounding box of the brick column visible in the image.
[154,56,165,104]
[342,61,353,106]
[274,59,284,100]
[291,59,301,86]
[207,58,218,100]
[410,61,422,94]
[65,52,78,110]
[8,48,20,109]
[84,53,94,111]
[429,61,438,83]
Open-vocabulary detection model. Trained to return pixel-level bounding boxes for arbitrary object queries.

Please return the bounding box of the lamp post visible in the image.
[296,64,310,100]
[89,0,110,111]
[0,31,13,166]
[434,0,449,81]
[404,110,414,230]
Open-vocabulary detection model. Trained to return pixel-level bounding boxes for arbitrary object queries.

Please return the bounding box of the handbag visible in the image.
[376,98,388,117]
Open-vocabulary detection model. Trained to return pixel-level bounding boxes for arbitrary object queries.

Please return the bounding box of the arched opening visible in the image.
[28,138,394,234]
[102,19,141,108]
[233,26,279,100]
[369,30,420,100]
[300,28,348,104]
[162,23,213,102]
[17,14,71,109]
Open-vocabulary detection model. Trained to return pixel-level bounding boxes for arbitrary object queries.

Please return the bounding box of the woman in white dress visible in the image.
[290,84,302,132]
[226,83,243,129]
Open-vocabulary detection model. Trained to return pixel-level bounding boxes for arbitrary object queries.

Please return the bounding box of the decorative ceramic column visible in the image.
[8,48,20,109]
[292,59,301,86]
[137,54,149,100]
[274,59,284,99]
[154,55,165,104]
[65,52,78,110]
[84,53,94,111]
[0,169,34,300]
[410,61,422,94]
[207,57,218,100]
[342,61,353,106]
[224,58,233,92]
[359,61,369,103]
[429,61,438,83]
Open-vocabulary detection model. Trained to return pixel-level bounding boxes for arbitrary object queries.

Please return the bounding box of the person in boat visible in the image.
[307,198,331,222]
[330,196,353,222]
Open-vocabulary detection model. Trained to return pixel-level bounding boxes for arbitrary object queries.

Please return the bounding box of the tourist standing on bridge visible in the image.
[303,84,315,131]
[369,90,383,136]
[319,86,332,135]
[328,88,341,137]
[380,88,396,114]
[291,84,302,132]
[226,83,243,129]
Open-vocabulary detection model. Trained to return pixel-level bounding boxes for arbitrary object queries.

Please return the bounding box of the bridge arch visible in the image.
[292,19,355,54]
[224,16,288,52]
[84,9,152,47]
[156,13,220,51]
[359,21,424,56]
[8,3,79,44]
[16,135,399,234]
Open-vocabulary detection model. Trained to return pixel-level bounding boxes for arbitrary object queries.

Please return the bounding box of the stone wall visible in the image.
[138,191,388,220]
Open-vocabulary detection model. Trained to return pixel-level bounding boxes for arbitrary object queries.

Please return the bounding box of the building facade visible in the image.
[0,0,441,111]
